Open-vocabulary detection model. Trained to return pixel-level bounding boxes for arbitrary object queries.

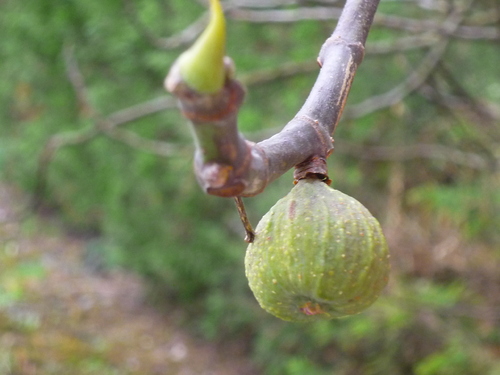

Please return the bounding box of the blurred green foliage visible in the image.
[1,0,499,374]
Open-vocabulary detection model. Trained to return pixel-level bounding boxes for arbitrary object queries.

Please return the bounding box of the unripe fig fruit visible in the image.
[245,178,390,322]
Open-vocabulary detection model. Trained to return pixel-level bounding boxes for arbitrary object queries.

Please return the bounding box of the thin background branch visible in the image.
[33,45,180,208]
[35,0,500,205]
[344,2,472,119]
[337,141,489,170]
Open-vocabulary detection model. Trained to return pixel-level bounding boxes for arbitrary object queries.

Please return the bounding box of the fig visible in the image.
[245,178,390,322]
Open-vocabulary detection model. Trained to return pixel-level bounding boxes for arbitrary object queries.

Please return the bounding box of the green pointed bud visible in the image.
[177,0,226,93]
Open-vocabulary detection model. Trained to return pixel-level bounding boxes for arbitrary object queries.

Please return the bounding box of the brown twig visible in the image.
[374,12,500,40]
[227,4,499,41]
[33,127,101,209]
[227,0,301,8]
[167,0,380,197]
[227,6,343,22]
[239,60,319,86]
[63,44,97,118]
[344,38,449,119]
[337,141,490,170]
[102,127,179,157]
[33,46,181,208]
[156,13,209,49]
[344,2,472,119]
[106,96,177,125]
[233,197,256,243]
[367,33,440,54]
[424,61,500,124]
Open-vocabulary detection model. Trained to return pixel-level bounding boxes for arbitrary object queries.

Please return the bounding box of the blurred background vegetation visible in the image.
[1,0,500,374]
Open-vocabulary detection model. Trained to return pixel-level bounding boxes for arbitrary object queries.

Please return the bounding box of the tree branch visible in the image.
[227,6,343,22]
[366,33,440,54]
[227,0,305,8]
[338,141,490,170]
[227,4,499,41]
[102,127,178,157]
[374,12,500,40]
[167,0,381,197]
[63,44,98,118]
[344,3,471,119]
[34,46,180,208]
[156,13,209,49]
[344,38,449,119]
[106,96,177,125]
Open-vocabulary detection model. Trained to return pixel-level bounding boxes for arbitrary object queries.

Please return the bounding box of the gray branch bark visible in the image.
[167,0,381,197]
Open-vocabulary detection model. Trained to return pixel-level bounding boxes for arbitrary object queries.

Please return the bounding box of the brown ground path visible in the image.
[0,184,257,375]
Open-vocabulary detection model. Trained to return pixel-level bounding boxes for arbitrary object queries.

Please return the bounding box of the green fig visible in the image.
[177,0,226,93]
[245,178,390,322]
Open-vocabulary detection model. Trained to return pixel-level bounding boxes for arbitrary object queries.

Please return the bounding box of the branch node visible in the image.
[294,156,331,185]
[294,114,334,157]
[196,162,246,196]
[318,37,365,66]
[168,77,245,123]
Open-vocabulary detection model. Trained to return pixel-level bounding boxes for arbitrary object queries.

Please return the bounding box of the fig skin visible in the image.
[245,178,390,322]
